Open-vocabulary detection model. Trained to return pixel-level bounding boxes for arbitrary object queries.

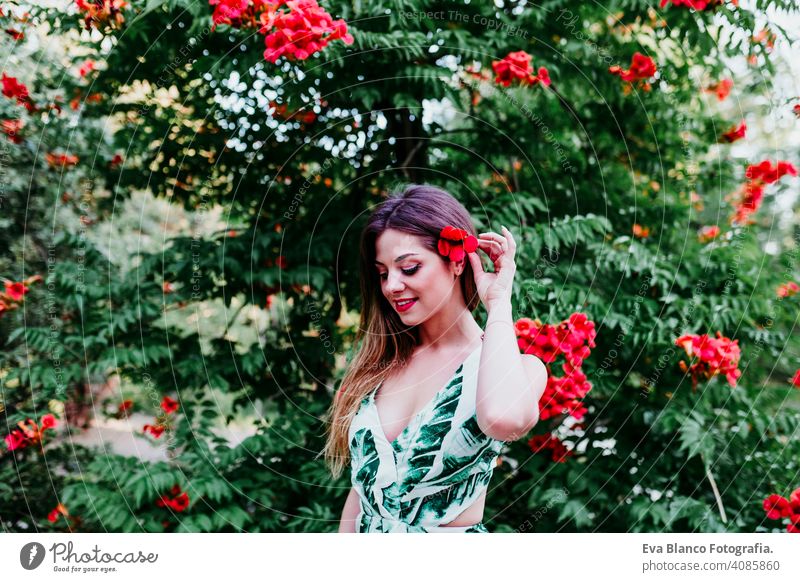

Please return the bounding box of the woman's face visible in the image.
[374,228,463,323]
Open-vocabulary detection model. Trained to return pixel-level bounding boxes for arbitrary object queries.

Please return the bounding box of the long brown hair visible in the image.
[321,183,480,479]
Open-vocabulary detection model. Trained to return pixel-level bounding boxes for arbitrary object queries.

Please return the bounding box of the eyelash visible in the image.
[379,266,420,280]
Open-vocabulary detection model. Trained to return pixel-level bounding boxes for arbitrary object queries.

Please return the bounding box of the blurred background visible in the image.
[1,0,799,533]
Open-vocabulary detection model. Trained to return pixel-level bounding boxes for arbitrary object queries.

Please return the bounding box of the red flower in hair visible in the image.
[437,225,478,262]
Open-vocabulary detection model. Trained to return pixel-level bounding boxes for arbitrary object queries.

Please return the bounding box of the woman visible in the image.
[323,184,548,532]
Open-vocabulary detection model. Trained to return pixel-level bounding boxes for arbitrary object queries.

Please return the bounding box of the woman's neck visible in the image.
[419,302,483,349]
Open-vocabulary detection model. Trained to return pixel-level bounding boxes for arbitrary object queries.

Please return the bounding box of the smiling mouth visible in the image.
[394,298,418,311]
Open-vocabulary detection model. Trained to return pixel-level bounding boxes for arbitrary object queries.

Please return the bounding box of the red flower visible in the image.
[609,52,657,84]
[118,399,133,414]
[259,0,354,64]
[794,104,800,118]
[792,369,800,388]
[210,0,260,30]
[675,331,741,388]
[697,225,720,243]
[730,160,797,225]
[4,28,24,41]
[1,118,23,143]
[492,51,531,86]
[777,282,799,298]
[40,414,57,430]
[268,100,319,124]
[276,255,288,269]
[143,423,165,438]
[4,280,28,301]
[626,53,657,80]
[721,121,746,143]
[781,490,800,532]
[46,152,79,168]
[1,73,29,103]
[536,66,551,87]
[168,492,190,512]
[491,51,550,88]
[4,415,57,451]
[660,0,727,9]
[161,396,179,414]
[46,503,69,523]
[632,223,650,239]
[728,181,763,225]
[156,485,190,512]
[75,0,128,31]
[528,433,573,462]
[5,430,27,451]
[763,494,791,519]
[704,78,733,101]
[162,281,174,294]
[517,313,596,422]
[78,59,95,77]
[745,160,798,184]
[514,317,537,338]
[437,225,478,262]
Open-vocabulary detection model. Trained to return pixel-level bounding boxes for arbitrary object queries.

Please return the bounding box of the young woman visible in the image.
[323,184,548,533]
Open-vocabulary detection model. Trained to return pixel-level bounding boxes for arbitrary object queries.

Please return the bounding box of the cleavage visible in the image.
[375,351,466,442]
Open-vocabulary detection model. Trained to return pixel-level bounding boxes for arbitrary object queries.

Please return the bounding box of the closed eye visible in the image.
[379,265,420,280]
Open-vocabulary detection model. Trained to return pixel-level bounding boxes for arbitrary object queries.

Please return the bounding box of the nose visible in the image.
[385,271,405,294]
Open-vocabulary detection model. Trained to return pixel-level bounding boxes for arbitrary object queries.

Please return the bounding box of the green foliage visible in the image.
[2,0,799,534]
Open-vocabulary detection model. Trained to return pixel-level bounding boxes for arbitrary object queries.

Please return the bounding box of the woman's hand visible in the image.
[466,225,517,311]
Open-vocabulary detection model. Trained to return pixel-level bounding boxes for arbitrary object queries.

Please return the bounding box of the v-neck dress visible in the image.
[347,342,506,533]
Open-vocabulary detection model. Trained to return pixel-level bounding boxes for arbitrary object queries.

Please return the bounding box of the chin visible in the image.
[404,308,430,322]
[400,315,423,327]
[397,308,423,322]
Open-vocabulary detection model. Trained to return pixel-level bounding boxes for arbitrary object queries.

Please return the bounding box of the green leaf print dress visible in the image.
[348,341,507,532]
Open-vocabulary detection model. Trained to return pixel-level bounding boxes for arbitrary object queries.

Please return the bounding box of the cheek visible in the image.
[417,271,446,299]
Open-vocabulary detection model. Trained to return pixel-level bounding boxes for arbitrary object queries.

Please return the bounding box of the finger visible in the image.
[467,248,485,276]
[479,235,508,261]
[492,253,512,279]
[500,226,516,247]
[478,239,503,256]
[479,232,506,245]
[483,232,509,252]
[500,226,516,256]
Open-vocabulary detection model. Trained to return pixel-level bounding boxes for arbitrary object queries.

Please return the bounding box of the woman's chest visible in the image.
[374,354,468,443]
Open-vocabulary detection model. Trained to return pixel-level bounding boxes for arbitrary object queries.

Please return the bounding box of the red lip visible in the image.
[395,298,418,312]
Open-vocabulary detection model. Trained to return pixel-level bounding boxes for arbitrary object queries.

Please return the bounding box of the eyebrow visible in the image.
[374,253,418,265]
